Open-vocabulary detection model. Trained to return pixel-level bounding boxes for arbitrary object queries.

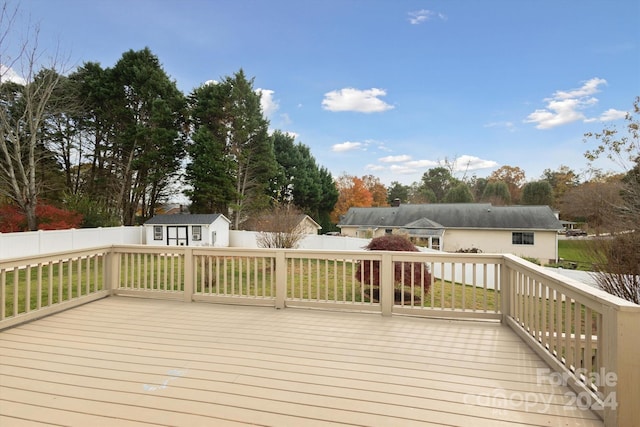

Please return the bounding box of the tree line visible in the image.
[0,40,338,230]
[329,162,636,237]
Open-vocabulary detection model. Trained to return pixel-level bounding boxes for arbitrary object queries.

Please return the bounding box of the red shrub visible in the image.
[0,204,83,232]
[355,235,431,301]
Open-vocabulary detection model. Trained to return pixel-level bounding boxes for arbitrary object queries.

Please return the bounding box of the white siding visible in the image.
[444,229,558,262]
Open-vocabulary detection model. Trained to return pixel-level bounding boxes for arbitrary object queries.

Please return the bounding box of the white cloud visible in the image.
[597,108,627,122]
[445,155,498,172]
[256,88,279,117]
[390,164,419,175]
[366,154,496,179]
[408,9,447,25]
[552,77,606,100]
[0,64,26,85]
[379,155,412,163]
[322,88,394,113]
[279,112,292,125]
[484,121,516,132]
[332,141,364,152]
[524,78,622,129]
[405,159,439,169]
[365,164,386,172]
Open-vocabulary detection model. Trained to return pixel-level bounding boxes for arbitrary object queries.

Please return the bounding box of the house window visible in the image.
[153,226,163,240]
[192,226,202,241]
[385,229,393,235]
[512,232,534,245]
[432,237,440,250]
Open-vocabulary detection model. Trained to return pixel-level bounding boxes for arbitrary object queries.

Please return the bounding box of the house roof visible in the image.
[338,204,563,231]
[144,214,229,226]
[295,214,322,230]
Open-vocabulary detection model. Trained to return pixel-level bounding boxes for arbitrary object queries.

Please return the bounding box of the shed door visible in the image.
[167,226,188,246]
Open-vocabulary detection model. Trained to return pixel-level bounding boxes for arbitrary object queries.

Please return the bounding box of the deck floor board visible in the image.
[0,297,603,426]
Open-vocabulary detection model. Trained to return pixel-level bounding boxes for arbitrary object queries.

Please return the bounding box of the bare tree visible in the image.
[0,3,65,230]
[247,204,308,249]
[583,97,640,303]
[560,177,625,235]
[587,233,640,304]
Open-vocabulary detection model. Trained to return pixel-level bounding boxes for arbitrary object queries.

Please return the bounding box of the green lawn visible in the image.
[556,239,597,271]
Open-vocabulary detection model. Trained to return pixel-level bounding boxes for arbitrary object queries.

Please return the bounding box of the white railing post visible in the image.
[500,259,512,323]
[106,247,120,294]
[183,248,193,302]
[275,250,286,309]
[380,253,393,316]
[602,306,640,427]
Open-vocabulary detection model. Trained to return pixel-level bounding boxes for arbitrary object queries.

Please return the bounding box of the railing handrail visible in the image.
[0,245,114,269]
[4,245,637,311]
[503,253,640,311]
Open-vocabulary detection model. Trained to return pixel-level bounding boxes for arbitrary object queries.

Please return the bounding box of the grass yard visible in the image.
[4,253,500,318]
[2,256,105,317]
[557,239,597,271]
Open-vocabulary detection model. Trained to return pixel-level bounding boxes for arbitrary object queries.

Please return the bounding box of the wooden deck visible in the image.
[0,297,603,427]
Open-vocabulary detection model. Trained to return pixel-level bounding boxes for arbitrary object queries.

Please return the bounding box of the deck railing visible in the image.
[1,244,638,427]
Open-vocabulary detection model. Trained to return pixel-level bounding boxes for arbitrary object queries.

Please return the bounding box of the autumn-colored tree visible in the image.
[0,203,83,232]
[488,166,526,204]
[362,175,389,207]
[330,174,373,223]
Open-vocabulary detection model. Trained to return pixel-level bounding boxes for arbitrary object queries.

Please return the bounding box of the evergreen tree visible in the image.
[419,167,460,203]
[482,181,511,205]
[109,48,187,224]
[443,183,474,203]
[387,181,410,204]
[186,70,276,228]
[521,181,553,206]
[184,127,236,213]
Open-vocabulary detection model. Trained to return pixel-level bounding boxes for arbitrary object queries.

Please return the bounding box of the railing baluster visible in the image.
[574,300,581,370]
[584,307,593,380]
[461,263,466,311]
[565,297,572,368]
[36,263,43,310]
[0,269,5,320]
[483,263,488,312]
[77,257,82,297]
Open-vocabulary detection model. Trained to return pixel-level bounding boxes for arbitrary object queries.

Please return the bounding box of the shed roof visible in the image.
[338,204,563,231]
[144,214,229,225]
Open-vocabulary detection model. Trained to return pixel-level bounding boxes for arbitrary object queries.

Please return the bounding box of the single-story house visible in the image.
[337,203,564,263]
[144,214,230,247]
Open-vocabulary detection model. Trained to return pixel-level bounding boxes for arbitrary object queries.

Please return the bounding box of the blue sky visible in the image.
[8,0,640,186]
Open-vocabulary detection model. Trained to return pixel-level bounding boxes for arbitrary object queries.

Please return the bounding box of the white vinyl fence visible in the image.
[0,227,596,291]
[0,227,145,259]
[229,230,371,251]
